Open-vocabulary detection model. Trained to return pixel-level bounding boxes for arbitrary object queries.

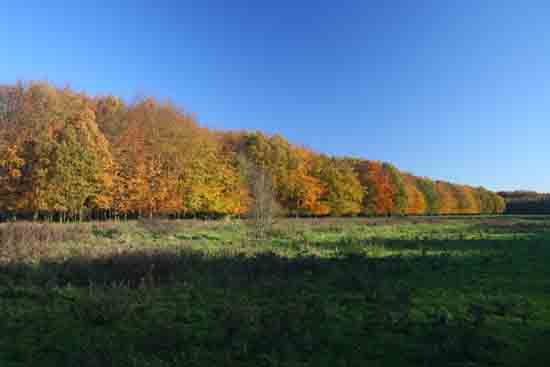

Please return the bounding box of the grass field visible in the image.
[1,216,550,366]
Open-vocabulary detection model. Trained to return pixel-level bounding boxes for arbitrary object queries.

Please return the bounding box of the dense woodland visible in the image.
[0,82,505,220]
[499,191,550,214]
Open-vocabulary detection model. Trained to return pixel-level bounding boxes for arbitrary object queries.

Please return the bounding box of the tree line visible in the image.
[498,191,550,215]
[0,82,505,220]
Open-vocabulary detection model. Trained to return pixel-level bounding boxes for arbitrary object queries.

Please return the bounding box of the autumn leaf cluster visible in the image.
[0,82,505,220]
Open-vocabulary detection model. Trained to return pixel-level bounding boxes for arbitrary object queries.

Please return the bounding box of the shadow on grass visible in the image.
[469,220,550,235]
[299,234,547,259]
[1,240,549,366]
[1,236,547,292]
[2,248,423,289]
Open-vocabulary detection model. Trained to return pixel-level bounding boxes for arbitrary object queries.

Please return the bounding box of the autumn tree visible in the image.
[477,187,506,214]
[0,83,114,219]
[436,181,459,215]
[179,139,249,217]
[457,185,480,214]
[495,194,506,214]
[94,95,127,143]
[416,177,440,215]
[45,126,103,220]
[0,81,507,220]
[0,145,25,214]
[356,160,395,216]
[452,185,470,214]
[383,163,408,215]
[313,156,363,216]
[242,132,327,216]
[113,99,189,217]
[403,174,427,215]
[0,83,24,136]
[113,99,248,218]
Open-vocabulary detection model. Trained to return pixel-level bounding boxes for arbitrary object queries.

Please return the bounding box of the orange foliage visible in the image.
[356,161,395,216]
[0,82,506,219]
[436,181,459,215]
[403,175,427,215]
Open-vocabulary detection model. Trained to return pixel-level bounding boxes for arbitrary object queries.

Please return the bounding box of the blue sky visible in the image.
[1,1,549,192]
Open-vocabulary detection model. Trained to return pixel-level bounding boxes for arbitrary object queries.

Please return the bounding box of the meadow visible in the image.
[1,216,550,366]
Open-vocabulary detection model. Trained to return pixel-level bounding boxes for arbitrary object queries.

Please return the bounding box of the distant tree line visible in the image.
[0,82,505,221]
[498,191,550,215]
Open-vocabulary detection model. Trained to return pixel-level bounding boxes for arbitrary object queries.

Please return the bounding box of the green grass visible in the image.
[1,216,550,366]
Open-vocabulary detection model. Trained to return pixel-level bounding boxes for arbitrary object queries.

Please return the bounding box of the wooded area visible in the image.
[0,82,506,220]
[499,191,550,214]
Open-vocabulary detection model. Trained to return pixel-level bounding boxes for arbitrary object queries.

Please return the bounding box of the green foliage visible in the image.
[416,177,440,215]
[45,125,103,219]
[1,216,550,366]
[383,163,408,215]
[477,187,506,214]
[314,156,364,216]
[451,184,469,212]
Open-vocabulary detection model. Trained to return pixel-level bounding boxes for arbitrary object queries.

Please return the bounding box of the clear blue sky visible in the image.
[1,1,549,192]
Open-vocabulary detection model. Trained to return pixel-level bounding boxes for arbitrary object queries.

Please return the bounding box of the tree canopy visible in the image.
[0,82,506,220]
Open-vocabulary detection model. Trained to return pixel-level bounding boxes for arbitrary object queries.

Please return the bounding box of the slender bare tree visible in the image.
[238,155,279,239]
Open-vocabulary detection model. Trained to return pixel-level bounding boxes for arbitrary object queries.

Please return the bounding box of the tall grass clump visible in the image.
[0,222,90,263]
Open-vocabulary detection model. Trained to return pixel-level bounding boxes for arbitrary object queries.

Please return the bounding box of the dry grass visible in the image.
[136,218,222,235]
[0,221,90,263]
